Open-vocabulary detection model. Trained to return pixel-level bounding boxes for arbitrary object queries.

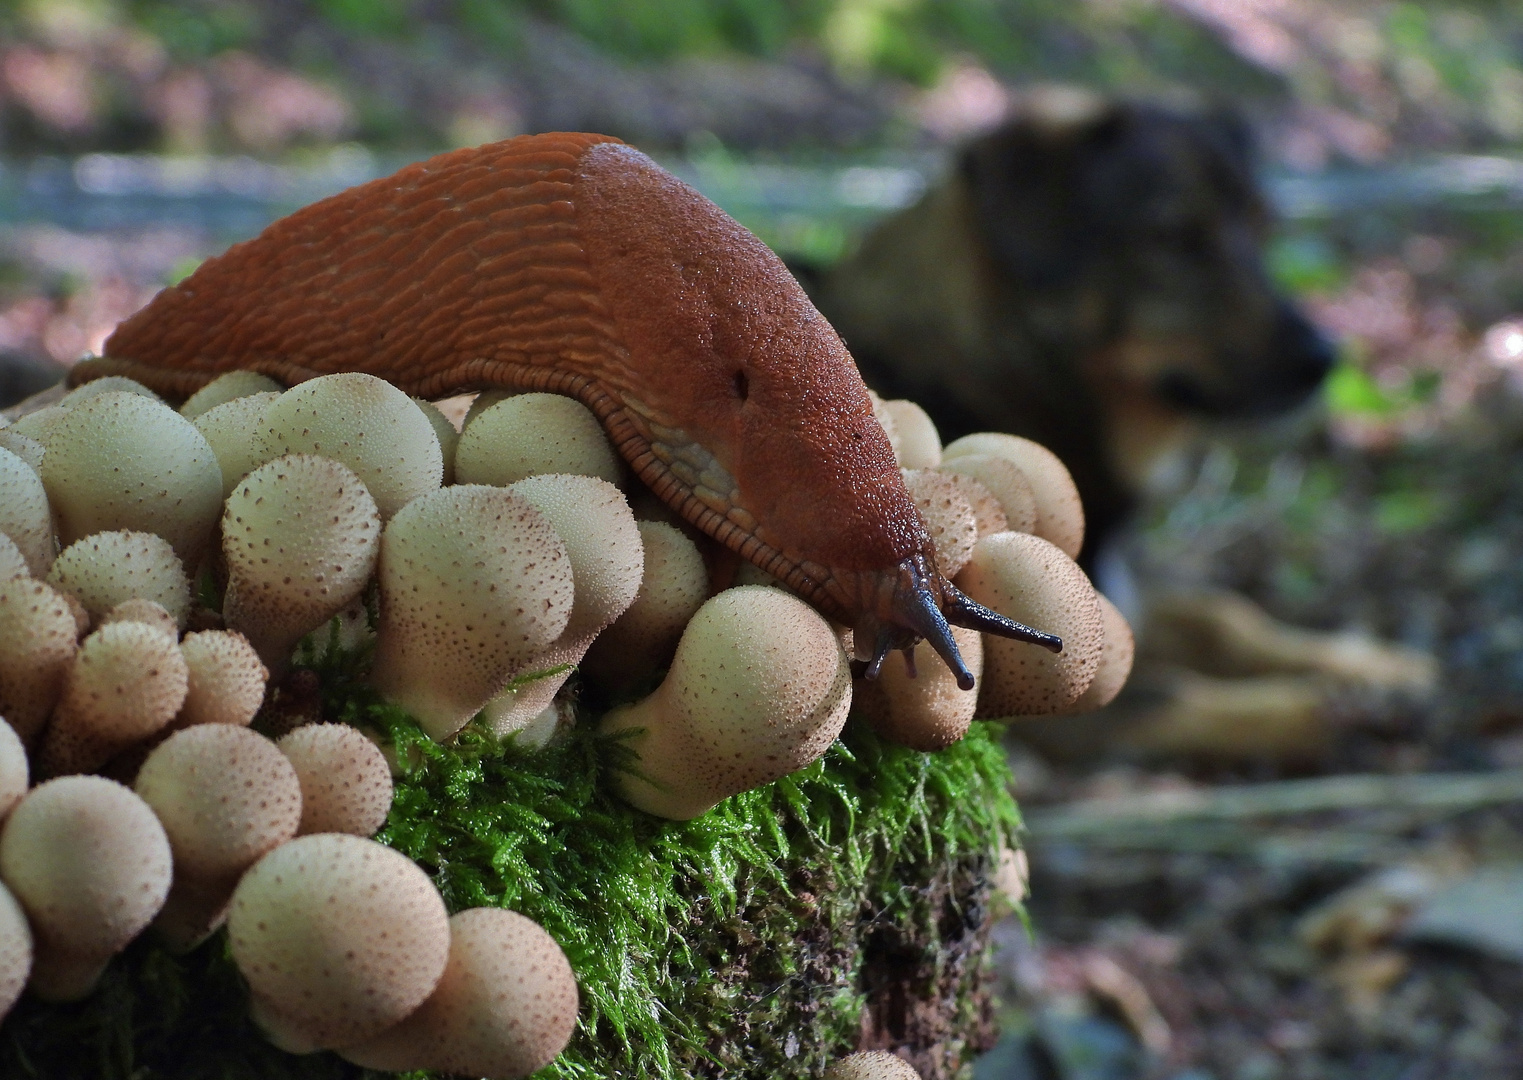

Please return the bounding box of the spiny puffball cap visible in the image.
[825,1050,924,1079]
[135,725,302,878]
[262,372,443,521]
[943,432,1085,558]
[0,577,78,742]
[454,393,620,488]
[938,453,1038,537]
[957,531,1104,717]
[277,723,393,838]
[47,530,191,629]
[0,719,28,821]
[412,398,460,486]
[6,405,68,445]
[194,391,281,498]
[0,428,45,472]
[900,469,978,578]
[0,775,172,958]
[228,833,451,1049]
[175,630,269,729]
[38,391,224,568]
[0,879,30,1020]
[58,375,160,408]
[881,399,941,469]
[100,597,179,640]
[1064,592,1134,714]
[0,534,25,582]
[180,371,283,420]
[854,625,982,752]
[0,443,54,577]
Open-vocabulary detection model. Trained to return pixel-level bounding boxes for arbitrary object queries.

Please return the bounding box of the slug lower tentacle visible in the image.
[71,131,1061,687]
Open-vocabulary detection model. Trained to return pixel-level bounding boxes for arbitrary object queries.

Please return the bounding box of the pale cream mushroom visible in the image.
[938,454,1038,536]
[179,371,283,420]
[262,372,443,520]
[900,469,978,578]
[0,535,25,582]
[228,833,451,1051]
[581,521,710,696]
[278,723,393,837]
[0,879,31,1020]
[461,389,515,429]
[0,444,53,576]
[853,626,982,751]
[47,530,191,629]
[37,620,190,777]
[1062,593,1134,714]
[881,399,941,469]
[868,390,901,461]
[454,393,620,487]
[172,630,269,729]
[956,531,1104,717]
[601,586,852,820]
[826,1050,923,1079]
[483,474,643,737]
[340,907,578,1079]
[58,375,161,407]
[0,428,45,471]
[412,398,460,485]
[943,433,1085,558]
[0,775,172,1000]
[38,391,224,567]
[135,725,303,951]
[221,455,381,672]
[99,597,179,640]
[0,578,78,743]
[939,471,1007,538]
[0,719,27,820]
[372,485,574,741]
[6,405,68,445]
[193,391,280,498]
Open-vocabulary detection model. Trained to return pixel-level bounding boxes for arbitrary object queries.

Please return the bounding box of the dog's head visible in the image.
[962,90,1335,422]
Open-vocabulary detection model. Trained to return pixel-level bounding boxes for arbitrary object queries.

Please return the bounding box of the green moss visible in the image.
[0,640,1021,1080]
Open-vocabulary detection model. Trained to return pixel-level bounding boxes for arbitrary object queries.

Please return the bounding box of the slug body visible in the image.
[74,132,1056,686]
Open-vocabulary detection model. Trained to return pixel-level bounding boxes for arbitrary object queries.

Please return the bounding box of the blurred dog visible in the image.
[809,88,1432,761]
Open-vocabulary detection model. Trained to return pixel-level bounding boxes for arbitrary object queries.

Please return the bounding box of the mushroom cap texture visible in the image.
[0,429,45,473]
[943,432,1085,559]
[881,399,941,469]
[228,833,451,1049]
[373,485,575,741]
[1064,592,1134,714]
[900,469,978,579]
[603,585,852,819]
[221,454,382,668]
[454,393,621,488]
[339,907,579,1078]
[6,405,68,444]
[412,398,460,486]
[956,531,1104,717]
[0,776,172,957]
[100,597,180,640]
[0,534,25,582]
[193,391,280,498]
[47,530,191,629]
[278,723,393,838]
[180,370,283,420]
[825,1050,924,1079]
[938,471,1008,539]
[37,391,224,567]
[135,725,302,879]
[0,719,28,821]
[58,375,160,407]
[938,454,1038,537]
[0,444,54,577]
[174,630,269,729]
[853,625,982,751]
[45,620,190,766]
[0,577,79,742]
[0,879,31,1020]
[261,372,443,521]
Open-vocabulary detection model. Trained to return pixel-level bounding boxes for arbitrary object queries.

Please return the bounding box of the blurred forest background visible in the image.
[8,2,1523,1079]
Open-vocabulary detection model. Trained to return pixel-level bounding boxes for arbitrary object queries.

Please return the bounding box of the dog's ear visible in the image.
[961,101,1132,290]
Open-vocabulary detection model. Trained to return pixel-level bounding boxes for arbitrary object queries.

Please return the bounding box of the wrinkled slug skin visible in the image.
[77,133,933,626]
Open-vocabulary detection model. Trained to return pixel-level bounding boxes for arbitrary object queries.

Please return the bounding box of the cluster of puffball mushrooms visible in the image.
[0,365,1130,1074]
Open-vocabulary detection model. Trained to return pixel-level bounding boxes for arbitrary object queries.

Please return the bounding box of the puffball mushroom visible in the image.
[957,531,1104,717]
[0,719,28,820]
[38,391,224,568]
[228,833,451,1051]
[0,444,54,577]
[277,723,393,837]
[0,578,78,743]
[900,469,978,578]
[193,391,280,498]
[0,879,31,1020]
[581,520,710,696]
[135,725,303,951]
[0,428,44,472]
[100,597,179,640]
[372,485,574,742]
[1063,592,1134,714]
[47,530,191,629]
[6,404,68,445]
[37,619,190,777]
[881,399,941,469]
[853,626,983,751]
[825,1051,924,1079]
[221,454,381,672]
[58,374,161,407]
[261,372,443,521]
[179,370,283,420]
[453,393,621,488]
[938,453,1038,537]
[940,471,1007,538]
[943,433,1085,559]
[0,775,172,1001]
[483,474,643,737]
[601,585,852,820]
[340,907,579,1079]
[412,398,459,485]
[172,630,269,729]
[0,535,25,582]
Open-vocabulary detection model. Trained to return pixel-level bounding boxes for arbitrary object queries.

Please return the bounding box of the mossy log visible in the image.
[0,645,1020,1080]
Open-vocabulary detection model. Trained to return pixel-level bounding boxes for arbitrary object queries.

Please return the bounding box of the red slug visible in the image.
[70,131,1059,688]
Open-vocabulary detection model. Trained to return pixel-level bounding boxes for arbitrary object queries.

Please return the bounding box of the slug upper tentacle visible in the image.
[70,131,1061,688]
